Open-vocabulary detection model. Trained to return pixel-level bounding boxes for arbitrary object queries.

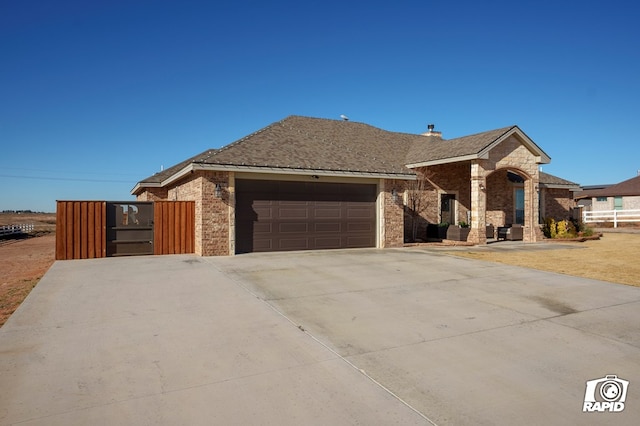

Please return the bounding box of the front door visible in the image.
[515,188,525,225]
[440,194,456,225]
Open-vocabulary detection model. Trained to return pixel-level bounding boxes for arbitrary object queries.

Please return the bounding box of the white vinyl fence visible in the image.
[0,224,34,237]
[583,209,640,228]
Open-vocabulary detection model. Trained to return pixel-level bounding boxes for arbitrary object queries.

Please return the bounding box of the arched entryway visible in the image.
[481,167,541,243]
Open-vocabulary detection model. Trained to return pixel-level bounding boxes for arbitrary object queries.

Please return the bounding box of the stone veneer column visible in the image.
[468,161,487,244]
[524,177,543,242]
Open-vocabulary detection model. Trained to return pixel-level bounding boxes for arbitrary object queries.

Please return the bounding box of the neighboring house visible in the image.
[575,174,640,212]
[132,116,576,256]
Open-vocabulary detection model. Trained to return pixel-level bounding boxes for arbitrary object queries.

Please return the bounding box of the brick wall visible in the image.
[486,169,514,226]
[383,179,406,247]
[136,187,168,201]
[161,171,231,256]
[542,188,575,220]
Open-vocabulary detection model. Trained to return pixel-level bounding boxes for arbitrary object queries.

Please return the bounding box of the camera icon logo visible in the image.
[583,375,629,413]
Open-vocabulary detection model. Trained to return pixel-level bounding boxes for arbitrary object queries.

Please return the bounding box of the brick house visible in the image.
[132,116,577,255]
[575,174,640,212]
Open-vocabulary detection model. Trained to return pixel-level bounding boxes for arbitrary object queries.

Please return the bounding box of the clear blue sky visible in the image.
[2,0,639,212]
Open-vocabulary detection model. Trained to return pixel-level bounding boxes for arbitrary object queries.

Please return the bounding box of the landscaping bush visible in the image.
[542,217,595,239]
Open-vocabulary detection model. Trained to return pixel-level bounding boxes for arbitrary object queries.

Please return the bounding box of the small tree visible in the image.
[406,170,433,242]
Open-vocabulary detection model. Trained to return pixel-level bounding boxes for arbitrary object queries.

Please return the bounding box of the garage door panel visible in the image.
[314,237,342,249]
[314,208,342,219]
[346,236,375,247]
[347,222,374,232]
[279,238,310,250]
[279,223,308,233]
[346,207,373,219]
[254,223,273,233]
[277,207,309,219]
[253,239,273,251]
[236,180,376,253]
[315,223,341,232]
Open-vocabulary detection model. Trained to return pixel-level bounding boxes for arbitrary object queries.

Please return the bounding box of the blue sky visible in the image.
[2,0,639,212]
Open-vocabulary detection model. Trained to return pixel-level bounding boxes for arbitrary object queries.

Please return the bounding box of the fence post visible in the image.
[614,210,618,228]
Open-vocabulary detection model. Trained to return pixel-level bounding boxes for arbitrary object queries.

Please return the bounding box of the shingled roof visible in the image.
[405,125,550,167]
[539,171,579,188]
[576,174,640,199]
[189,115,420,175]
[133,115,553,193]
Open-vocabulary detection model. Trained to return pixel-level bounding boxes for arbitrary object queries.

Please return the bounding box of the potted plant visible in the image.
[447,221,471,241]
[437,222,449,240]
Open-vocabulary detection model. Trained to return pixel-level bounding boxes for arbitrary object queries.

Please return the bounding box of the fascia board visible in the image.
[192,163,417,180]
[135,163,417,192]
[406,154,479,169]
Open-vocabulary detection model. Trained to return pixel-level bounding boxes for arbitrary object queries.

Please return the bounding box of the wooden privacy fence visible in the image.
[56,201,106,260]
[154,201,195,255]
[56,201,195,260]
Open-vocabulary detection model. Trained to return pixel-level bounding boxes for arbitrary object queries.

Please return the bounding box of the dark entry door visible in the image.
[235,180,377,253]
[440,194,456,225]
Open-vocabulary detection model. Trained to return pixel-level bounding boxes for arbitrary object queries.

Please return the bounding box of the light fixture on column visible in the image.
[214,183,223,198]
[479,182,486,191]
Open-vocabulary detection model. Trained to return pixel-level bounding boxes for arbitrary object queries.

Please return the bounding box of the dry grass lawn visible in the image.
[446,232,640,287]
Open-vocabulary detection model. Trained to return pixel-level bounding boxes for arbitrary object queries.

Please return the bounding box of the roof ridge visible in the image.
[446,125,516,142]
[278,118,407,173]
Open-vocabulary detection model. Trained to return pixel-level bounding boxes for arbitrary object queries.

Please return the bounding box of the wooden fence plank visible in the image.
[56,202,66,260]
[73,202,81,259]
[99,202,106,257]
[88,202,95,258]
[153,203,161,255]
[179,201,186,253]
[187,201,194,253]
[80,202,88,259]
[55,201,108,260]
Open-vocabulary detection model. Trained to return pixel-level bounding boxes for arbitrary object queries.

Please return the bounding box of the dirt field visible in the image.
[0,212,57,233]
[0,234,55,327]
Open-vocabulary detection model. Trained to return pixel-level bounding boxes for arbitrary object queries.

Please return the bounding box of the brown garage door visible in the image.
[235,179,377,253]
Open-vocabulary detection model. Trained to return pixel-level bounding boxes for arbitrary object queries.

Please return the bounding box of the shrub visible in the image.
[543,217,595,239]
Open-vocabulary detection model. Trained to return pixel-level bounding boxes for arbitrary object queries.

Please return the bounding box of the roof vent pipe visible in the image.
[422,124,442,138]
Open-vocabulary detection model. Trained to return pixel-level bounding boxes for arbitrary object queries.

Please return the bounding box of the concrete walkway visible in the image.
[2,248,640,425]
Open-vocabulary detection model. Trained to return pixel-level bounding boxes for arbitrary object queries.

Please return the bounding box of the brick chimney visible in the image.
[422,123,442,138]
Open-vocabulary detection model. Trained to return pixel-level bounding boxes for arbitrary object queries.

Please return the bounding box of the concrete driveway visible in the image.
[1,248,639,425]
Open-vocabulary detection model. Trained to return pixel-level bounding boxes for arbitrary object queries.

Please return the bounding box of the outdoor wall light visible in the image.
[479,183,486,191]
[214,183,223,198]
[391,188,399,203]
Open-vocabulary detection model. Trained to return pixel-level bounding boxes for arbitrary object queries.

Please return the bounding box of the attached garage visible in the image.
[235,179,377,253]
